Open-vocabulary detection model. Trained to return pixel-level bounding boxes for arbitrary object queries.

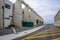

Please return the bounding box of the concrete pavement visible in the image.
[0,27,36,36]
[13,25,60,40]
[0,25,45,40]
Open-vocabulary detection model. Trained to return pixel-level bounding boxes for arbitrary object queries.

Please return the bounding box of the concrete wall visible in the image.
[29,10,44,26]
[23,6,30,22]
[54,21,60,26]
[33,13,43,26]
[22,0,44,26]
[12,0,23,28]
[0,0,4,30]
[29,10,37,26]
[54,10,60,26]
[29,8,43,26]
[0,0,44,30]
[4,0,13,28]
[23,4,43,26]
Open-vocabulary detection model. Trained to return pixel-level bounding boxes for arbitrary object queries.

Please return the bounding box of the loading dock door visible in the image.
[4,0,13,27]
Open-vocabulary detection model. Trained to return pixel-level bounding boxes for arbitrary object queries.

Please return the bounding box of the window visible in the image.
[36,20,38,24]
[5,3,10,9]
[22,9,24,14]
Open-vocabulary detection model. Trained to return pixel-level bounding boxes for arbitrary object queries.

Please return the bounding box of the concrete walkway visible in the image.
[0,26,45,40]
[0,27,35,36]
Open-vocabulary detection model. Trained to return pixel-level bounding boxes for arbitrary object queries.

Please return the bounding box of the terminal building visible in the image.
[54,10,60,26]
[21,1,44,27]
[0,0,44,30]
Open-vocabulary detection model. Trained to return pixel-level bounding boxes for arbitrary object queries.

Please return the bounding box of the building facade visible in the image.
[54,10,60,26]
[21,1,44,27]
[0,0,22,30]
[0,0,44,30]
[12,0,23,28]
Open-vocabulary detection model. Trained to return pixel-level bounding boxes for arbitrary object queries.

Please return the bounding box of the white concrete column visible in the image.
[13,0,23,28]
[23,6,30,22]
[0,0,4,30]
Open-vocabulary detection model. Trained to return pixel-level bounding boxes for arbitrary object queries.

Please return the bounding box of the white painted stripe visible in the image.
[0,26,45,40]
[10,27,17,33]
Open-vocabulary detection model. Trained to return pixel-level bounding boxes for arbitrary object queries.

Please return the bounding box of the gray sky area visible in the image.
[10,0,60,24]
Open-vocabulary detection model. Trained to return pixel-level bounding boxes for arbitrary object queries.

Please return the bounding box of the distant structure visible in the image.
[0,0,44,30]
[54,10,60,26]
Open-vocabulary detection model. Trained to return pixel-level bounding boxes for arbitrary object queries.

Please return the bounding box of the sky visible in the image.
[9,0,60,24]
[9,0,16,3]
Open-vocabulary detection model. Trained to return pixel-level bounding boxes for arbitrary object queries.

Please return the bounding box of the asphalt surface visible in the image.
[0,27,34,36]
[13,25,60,40]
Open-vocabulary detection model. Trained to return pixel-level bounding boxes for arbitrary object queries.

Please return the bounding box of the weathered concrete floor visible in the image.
[0,27,34,36]
[13,25,60,40]
[0,26,45,40]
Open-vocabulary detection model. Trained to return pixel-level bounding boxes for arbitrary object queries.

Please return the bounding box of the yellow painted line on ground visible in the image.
[51,38,60,40]
[36,31,60,35]
[35,28,60,35]
[21,33,60,40]
[21,27,60,40]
